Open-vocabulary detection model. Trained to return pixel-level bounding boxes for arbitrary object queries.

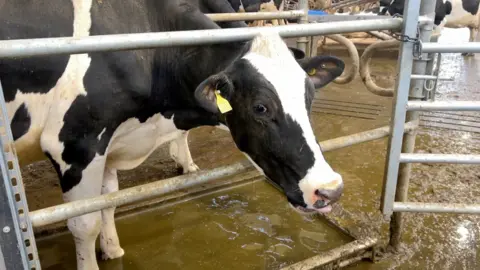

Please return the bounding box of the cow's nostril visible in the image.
[313,199,326,209]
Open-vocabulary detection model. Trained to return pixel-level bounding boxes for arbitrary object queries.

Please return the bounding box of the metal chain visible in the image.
[390,13,423,58]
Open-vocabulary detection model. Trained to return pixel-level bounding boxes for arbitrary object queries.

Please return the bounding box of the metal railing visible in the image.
[379,0,480,250]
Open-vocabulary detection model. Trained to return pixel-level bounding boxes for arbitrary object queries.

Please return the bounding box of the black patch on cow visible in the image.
[445,1,453,15]
[44,152,65,191]
[10,103,31,141]
[0,1,73,102]
[462,0,480,15]
[387,0,452,26]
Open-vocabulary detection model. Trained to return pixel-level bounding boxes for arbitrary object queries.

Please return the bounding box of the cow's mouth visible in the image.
[290,203,332,215]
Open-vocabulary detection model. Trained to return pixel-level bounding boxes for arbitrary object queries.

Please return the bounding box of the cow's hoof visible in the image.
[101,247,125,260]
[183,163,200,174]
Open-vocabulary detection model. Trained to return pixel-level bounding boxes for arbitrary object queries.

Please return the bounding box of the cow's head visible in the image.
[194,33,344,214]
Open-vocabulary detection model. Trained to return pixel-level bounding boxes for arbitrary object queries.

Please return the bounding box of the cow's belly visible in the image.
[445,15,478,28]
[106,113,181,170]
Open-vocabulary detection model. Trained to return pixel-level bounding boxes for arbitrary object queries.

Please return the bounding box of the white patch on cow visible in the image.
[97,127,106,140]
[243,34,343,209]
[40,0,93,173]
[7,90,55,165]
[106,113,182,170]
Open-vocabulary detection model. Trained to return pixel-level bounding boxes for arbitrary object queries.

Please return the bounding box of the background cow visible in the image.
[0,0,344,269]
[383,0,480,56]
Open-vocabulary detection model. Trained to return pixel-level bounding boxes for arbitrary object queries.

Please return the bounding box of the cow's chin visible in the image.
[289,203,333,215]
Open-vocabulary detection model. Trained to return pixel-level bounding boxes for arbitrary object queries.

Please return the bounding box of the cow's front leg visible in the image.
[169,130,200,174]
[44,148,106,270]
[100,168,125,260]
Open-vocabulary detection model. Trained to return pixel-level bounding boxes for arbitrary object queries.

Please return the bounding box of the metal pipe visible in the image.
[320,121,417,152]
[0,18,403,59]
[29,161,253,227]
[296,0,309,55]
[205,11,304,22]
[422,42,480,53]
[28,121,417,228]
[407,101,480,111]
[368,30,393,40]
[279,237,378,270]
[382,0,437,251]
[410,74,453,81]
[400,154,480,164]
[394,202,480,214]
[423,34,440,100]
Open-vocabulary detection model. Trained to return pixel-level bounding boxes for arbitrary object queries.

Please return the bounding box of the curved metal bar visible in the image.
[359,39,400,96]
[325,34,360,85]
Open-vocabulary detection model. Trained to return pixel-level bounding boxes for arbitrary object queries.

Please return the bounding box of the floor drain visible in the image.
[420,111,480,133]
[312,97,387,120]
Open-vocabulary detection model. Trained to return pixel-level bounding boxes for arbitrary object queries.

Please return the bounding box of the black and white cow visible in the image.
[1,0,345,269]
[380,0,452,25]
[383,0,480,56]
[229,0,284,12]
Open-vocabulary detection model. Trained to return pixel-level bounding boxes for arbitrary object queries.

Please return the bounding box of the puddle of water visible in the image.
[37,180,351,270]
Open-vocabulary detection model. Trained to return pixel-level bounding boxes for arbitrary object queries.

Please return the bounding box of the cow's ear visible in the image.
[297,55,345,89]
[194,72,234,114]
[288,47,305,60]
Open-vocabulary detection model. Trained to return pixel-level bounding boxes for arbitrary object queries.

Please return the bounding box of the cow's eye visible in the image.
[253,104,268,114]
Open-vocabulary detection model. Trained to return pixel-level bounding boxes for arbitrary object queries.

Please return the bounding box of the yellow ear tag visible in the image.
[215,91,232,114]
[308,68,317,76]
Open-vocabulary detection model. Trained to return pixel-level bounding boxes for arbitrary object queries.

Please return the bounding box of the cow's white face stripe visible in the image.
[243,34,342,208]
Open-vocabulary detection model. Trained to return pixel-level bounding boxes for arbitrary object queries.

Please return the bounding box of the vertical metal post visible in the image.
[424,33,440,101]
[380,0,437,250]
[297,0,309,55]
[0,79,40,269]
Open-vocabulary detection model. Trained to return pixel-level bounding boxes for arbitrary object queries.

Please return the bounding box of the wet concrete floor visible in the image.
[22,28,480,269]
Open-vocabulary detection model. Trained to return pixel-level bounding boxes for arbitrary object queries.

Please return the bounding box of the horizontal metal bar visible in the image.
[320,121,417,152]
[309,14,430,24]
[0,18,403,59]
[408,101,480,111]
[422,42,480,53]
[410,74,453,81]
[400,153,480,164]
[29,161,253,227]
[280,237,377,270]
[206,11,304,21]
[394,202,480,214]
[29,121,417,227]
